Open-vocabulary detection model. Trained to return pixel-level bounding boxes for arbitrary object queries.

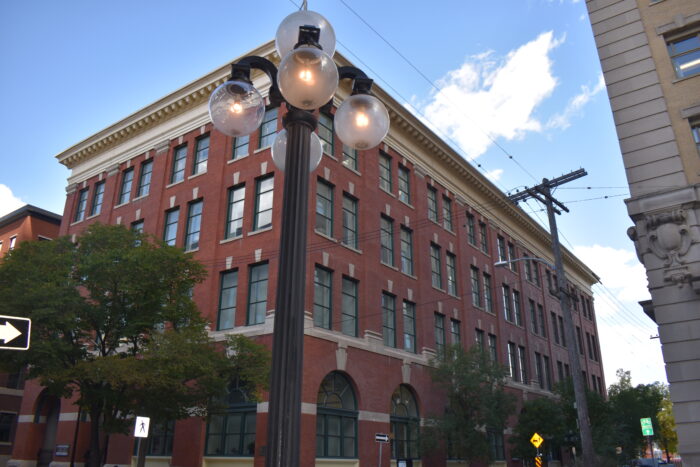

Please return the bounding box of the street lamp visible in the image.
[208,9,389,467]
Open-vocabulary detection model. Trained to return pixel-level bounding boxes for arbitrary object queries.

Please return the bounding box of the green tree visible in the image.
[422,346,516,462]
[0,224,270,467]
[656,384,678,462]
[510,396,566,461]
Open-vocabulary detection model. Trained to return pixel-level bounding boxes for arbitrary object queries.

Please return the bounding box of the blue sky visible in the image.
[0,0,665,385]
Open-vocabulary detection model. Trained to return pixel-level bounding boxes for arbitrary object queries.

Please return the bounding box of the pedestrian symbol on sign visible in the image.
[134,416,150,438]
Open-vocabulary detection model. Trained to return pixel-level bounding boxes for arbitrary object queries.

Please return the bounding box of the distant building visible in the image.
[9,42,604,467]
[585,0,700,464]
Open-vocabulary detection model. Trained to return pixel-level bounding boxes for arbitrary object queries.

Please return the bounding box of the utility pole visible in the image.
[509,168,595,466]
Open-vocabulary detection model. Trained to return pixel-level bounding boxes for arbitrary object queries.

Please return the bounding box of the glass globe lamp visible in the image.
[277,47,339,111]
[275,10,336,59]
[271,129,323,172]
[335,94,390,149]
[208,80,265,137]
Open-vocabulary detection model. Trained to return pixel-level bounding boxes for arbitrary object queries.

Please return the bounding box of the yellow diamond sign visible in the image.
[530,432,544,448]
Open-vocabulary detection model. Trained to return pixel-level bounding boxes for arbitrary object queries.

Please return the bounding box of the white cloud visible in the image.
[547,74,606,130]
[485,169,504,181]
[0,184,25,218]
[416,31,564,160]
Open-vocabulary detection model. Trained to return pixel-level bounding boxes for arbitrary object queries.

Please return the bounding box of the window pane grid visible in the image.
[446,253,457,295]
[218,270,238,330]
[258,108,278,148]
[400,228,413,275]
[185,200,203,251]
[430,244,442,289]
[342,195,358,248]
[342,145,357,170]
[427,187,438,222]
[380,216,394,266]
[137,160,153,197]
[442,196,453,230]
[233,135,249,160]
[314,267,332,329]
[379,153,392,192]
[254,176,274,230]
[247,263,268,325]
[398,166,410,204]
[74,189,88,222]
[316,181,333,236]
[382,293,396,347]
[163,208,179,246]
[119,169,134,205]
[171,145,187,184]
[90,182,105,217]
[226,186,245,239]
[193,135,209,175]
[341,278,358,337]
[403,301,416,352]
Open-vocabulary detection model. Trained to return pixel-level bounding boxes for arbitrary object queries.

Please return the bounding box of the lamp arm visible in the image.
[230,56,284,108]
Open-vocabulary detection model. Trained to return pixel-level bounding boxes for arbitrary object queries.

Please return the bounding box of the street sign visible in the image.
[535,456,543,467]
[640,417,654,436]
[375,433,390,443]
[0,315,31,350]
[530,432,544,448]
[134,416,150,438]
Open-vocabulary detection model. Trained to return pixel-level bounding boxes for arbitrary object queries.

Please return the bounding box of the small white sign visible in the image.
[375,433,389,443]
[134,416,150,438]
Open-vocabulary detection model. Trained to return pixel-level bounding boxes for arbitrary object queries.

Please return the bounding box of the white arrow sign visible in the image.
[0,321,21,344]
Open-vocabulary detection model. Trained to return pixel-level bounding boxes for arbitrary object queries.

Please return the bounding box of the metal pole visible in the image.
[265,107,316,467]
[378,442,382,467]
[542,184,595,466]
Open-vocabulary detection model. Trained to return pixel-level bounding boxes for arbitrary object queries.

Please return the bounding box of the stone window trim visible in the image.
[680,104,700,120]
[656,13,700,37]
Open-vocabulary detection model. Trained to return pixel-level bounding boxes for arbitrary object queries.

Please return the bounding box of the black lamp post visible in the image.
[208,9,389,467]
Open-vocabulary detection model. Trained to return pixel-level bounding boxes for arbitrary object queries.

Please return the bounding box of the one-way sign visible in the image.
[0,315,31,350]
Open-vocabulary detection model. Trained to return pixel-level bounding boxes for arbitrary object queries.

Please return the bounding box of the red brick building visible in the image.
[9,42,604,467]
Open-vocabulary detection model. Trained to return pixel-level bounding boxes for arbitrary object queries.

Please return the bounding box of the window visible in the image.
[442,196,453,231]
[488,334,498,362]
[254,175,274,230]
[668,32,700,79]
[163,208,179,246]
[342,145,357,170]
[90,181,105,217]
[591,334,599,361]
[341,278,358,337]
[225,185,245,239]
[403,301,416,352]
[316,372,357,458]
[171,145,187,184]
[382,292,396,348]
[427,186,438,222]
[380,216,394,266]
[119,168,134,205]
[379,152,392,192]
[0,412,16,442]
[558,316,566,347]
[507,342,518,380]
[576,326,584,355]
[533,261,541,286]
[247,263,268,325]
[475,329,485,352]
[497,236,507,262]
[233,135,249,160]
[543,355,552,390]
[258,108,278,148]
[205,380,256,456]
[391,385,419,460]
[479,222,489,253]
[193,135,209,175]
[146,421,174,456]
[534,352,543,388]
[131,220,144,235]
[318,113,334,156]
[466,214,476,245]
[529,300,538,334]
[551,312,560,344]
[513,289,522,326]
[538,304,546,337]
[693,122,700,155]
[74,188,88,222]
[450,319,461,346]
[398,166,411,204]
[137,160,153,197]
[470,267,482,307]
[586,332,594,360]
[316,180,333,236]
[430,244,442,289]
[342,195,358,249]
[518,346,528,384]
[483,273,493,312]
[488,430,505,461]
[434,313,446,358]
[508,243,516,271]
[502,284,513,322]
[185,200,203,251]
[446,252,457,295]
[400,227,414,275]
[557,361,564,382]
[314,266,332,329]
[218,270,238,330]
[524,257,532,282]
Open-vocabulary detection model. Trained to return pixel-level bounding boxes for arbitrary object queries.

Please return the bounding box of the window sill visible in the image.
[314,230,338,243]
[184,247,199,253]
[114,201,129,209]
[398,199,414,210]
[70,218,85,226]
[380,261,398,271]
[254,146,271,154]
[229,154,249,164]
[323,152,338,161]
[132,193,149,202]
[400,270,417,280]
[86,213,101,220]
[339,243,362,254]
[379,186,395,198]
[341,164,361,176]
[188,171,207,180]
[248,226,273,237]
[166,179,184,189]
[431,285,446,294]
[220,235,243,245]
[672,74,700,84]
[443,226,456,235]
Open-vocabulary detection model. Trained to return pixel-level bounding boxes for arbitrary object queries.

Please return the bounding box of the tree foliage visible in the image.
[0,224,270,466]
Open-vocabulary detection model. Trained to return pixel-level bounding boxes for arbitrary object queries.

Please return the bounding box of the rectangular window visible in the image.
[508,243,517,272]
[403,301,416,352]
[232,135,249,160]
[314,266,332,329]
[137,160,153,197]
[119,168,134,205]
[524,256,532,282]
[507,342,518,380]
[483,273,493,312]
[427,186,438,222]
[218,270,238,330]
[586,332,594,360]
[398,166,411,204]
[502,284,513,322]
[450,319,461,346]
[225,185,245,239]
[497,236,507,262]
[467,214,476,245]
[558,316,566,347]
[533,261,541,286]
[576,327,584,355]
[534,352,543,388]
[488,431,505,461]
[342,195,358,249]
[318,113,334,155]
[434,313,446,358]
[551,312,560,344]
[380,216,394,266]
[475,329,485,352]
[254,175,274,230]
[163,208,179,246]
[479,222,489,254]
[258,108,278,149]
[591,335,599,361]
[400,227,414,275]
[147,421,175,456]
[488,334,498,362]
[74,188,88,222]
[446,252,457,295]
[668,33,700,79]
[131,220,144,235]
[442,196,453,231]
[513,289,522,326]
[379,152,392,192]
[529,300,538,334]
[315,180,334,236]
[471,267,482,307]
[538,305,546,337]
[90,181,105,217]
[382,293,396,347]
[342,144,357,170]
[341,277,358,337]
[430,244,442,289]
[185,200,203,251]
[247,263,268,325]
[518,346,528,384]
[543,355,552,390]
[171,145,187,184]
[193,135,209,175]
[0,413,16,443]
[692,122,700,155]
[557,361,564,381]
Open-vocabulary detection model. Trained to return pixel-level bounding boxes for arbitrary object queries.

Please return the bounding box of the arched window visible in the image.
[390,385,419,459]
[205,379,256,457]
[316,372,357,458]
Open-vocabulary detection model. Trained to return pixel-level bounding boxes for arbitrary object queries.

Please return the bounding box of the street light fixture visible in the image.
[208,9,389,467]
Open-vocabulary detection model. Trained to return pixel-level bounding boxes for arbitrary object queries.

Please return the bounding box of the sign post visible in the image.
[531,432,544,467]
[0,315,31,350]
[376,433,389,466]
[640,418,656,467]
